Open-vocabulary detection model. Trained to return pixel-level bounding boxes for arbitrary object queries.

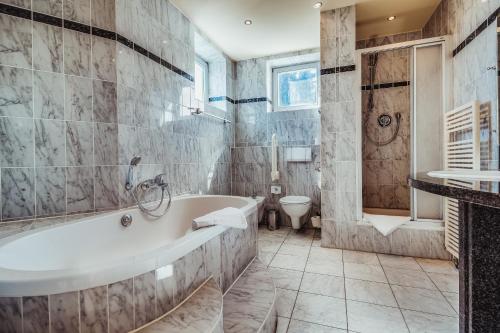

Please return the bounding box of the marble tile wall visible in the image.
[356,30,423,50]
[361,49,411,210]
[0,0,235,230]
[0,210,258,331]
[423,0,499,170]
[320,6,360,247]
[232,50,321,226]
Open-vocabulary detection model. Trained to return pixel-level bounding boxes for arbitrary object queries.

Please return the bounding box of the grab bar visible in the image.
[189,107,231,124]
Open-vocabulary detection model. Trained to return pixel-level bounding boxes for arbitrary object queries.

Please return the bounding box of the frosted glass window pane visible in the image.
[278,68,318,108]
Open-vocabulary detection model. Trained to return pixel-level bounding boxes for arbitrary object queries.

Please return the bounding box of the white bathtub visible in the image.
[0,195,257,297]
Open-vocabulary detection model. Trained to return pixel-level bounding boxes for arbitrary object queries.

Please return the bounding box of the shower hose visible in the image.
[363,112,402,147]
[130,181,172,218]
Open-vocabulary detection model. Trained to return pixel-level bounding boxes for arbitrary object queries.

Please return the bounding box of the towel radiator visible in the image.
[443,101,480,258]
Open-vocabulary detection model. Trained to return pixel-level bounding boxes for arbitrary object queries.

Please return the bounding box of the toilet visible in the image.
[279,196,312,229]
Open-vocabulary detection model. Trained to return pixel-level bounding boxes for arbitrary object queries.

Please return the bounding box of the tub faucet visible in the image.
[154,174,168,187]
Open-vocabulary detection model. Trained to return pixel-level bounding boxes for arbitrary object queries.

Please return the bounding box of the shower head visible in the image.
[130,156,142,166]
[126,156,141,191]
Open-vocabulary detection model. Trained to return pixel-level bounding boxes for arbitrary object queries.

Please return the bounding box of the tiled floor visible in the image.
[258,226,459,333]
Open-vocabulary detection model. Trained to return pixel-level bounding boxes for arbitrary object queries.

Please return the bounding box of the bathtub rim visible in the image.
[0,195,257,297]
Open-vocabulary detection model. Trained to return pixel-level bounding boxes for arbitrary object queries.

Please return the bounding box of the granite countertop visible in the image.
[408,173,500,208]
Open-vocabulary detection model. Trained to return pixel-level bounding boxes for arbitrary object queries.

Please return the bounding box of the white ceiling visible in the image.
[171,0,440,61]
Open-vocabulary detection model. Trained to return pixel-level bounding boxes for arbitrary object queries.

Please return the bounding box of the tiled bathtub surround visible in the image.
[423,0,499,170]
[232,50,321,226]
[0,0,235,227]
[362,48,411,210]
[0,210,258,332]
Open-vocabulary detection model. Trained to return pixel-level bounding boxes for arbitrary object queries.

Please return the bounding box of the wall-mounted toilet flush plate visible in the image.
[271,186,282,194]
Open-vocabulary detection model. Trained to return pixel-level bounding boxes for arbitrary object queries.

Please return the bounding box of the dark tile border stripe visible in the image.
[0,2,194,82]
[92,27,116,40]
[208,96,224,102]
[453,6,499,57]
[361,81,410,90]
[33,12,62,26]
[235,97,271,105]
[63,20,91,34]
[0,3,31,19]
[208,96,237,104]
[321,65,356,76]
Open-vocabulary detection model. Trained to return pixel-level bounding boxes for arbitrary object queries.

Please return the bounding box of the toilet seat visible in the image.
[279,196,311,205]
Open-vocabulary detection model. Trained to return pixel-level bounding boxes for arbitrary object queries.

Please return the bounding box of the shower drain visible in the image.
[378,114,392,127]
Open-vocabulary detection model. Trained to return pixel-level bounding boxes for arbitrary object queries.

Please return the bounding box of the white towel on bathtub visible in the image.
[364,213,411,237]
[193,207,248,230]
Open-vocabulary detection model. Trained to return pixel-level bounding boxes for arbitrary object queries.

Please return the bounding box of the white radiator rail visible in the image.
[443,101,480,258]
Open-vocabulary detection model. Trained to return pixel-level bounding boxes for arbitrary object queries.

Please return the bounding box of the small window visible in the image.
[273,62,320,112]
[195,56,208,102]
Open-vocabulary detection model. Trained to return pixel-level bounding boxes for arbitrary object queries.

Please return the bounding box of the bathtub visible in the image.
[0,195,258,331]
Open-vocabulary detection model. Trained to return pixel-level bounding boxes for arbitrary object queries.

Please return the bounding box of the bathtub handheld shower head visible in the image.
[130,156,142,166]
[125,156,142,191]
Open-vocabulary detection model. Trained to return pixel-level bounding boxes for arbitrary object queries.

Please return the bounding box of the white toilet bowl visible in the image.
[280,196,312,229]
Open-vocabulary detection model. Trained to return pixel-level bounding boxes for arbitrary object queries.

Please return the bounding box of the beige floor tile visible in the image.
[287,319,347,333]
[270,253,308,271]
[428,272,459,293]
[305,257,344,277]
[258,251,275,266]
[416,258,458,275]
[276,288,298,318]
[377,254,422,271]
[268,267,303,290]
[278,243,311,257]
[300,272,345,298]
[343,263,387,283]
[258,239,283,253]
[391,285,456,316]
[292,292,347,329]
[309,247,343,261]
[283,229,314,246]
[258,233,288,243]
[346,300,408,333]
[402,310,459,333]
[343,250,380,265]
[276,316,290,333]
[345,279,397,307]
[442,292,459,314]
[384,267,437,290]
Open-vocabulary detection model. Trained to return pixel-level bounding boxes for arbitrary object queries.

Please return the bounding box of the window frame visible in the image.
[195,56,209,104]
[272,61,320,112]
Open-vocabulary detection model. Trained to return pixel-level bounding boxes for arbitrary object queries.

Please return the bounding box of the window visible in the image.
[273,62,320,112]
[195,56,208,102]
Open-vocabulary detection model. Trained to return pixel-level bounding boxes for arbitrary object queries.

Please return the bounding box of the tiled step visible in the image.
[223,259,278,333]
[134,277,223,333]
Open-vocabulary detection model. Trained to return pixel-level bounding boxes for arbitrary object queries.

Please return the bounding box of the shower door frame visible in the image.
[355,35,452,222]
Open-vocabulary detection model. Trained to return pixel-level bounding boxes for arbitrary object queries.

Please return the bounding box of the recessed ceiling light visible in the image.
[313,2,323,9]
[387,16,396,21]
[244,19,253,26]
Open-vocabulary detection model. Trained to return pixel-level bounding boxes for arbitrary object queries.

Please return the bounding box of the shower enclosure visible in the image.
[358,37,450,222]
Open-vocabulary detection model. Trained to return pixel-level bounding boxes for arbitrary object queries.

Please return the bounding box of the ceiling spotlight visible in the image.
[387,16,396,21]
[244,19,253,25]
[313,2,323,9]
